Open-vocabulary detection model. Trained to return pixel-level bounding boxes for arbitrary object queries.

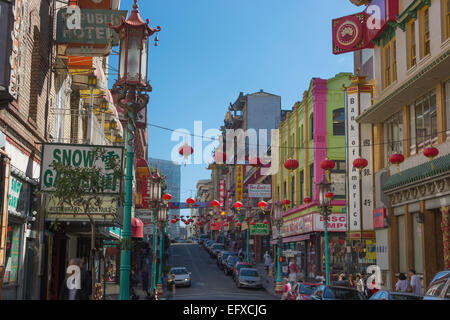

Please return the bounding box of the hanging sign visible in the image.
[7,177,23,212]
[250,223,269,236]
[332,12,373,55]
[40,143,124,194]
[235,165,244,202]
[219,180,225,209]
[248,184,271,198]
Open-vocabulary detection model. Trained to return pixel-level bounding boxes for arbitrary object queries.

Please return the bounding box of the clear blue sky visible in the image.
[111,0,359,217]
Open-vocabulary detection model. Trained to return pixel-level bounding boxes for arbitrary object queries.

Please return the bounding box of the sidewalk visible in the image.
[254,263,282,299]
[104,282,170,300]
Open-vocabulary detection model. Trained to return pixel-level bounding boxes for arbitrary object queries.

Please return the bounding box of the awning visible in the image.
[136,158,151,178]
[270,234,310,245]
[131,217,144,238]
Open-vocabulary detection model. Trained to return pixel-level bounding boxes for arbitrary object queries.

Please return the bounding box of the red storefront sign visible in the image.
[314,213,347,232]
[373,208,386,229]
[219,180,224,209]
[332,0,399,55]
[142,175,151,201]
[278,213,347,239]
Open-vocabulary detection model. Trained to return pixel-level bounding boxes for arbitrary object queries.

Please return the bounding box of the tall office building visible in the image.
[148,158,181,239]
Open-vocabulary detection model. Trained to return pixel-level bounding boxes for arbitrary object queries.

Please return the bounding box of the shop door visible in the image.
[49,233,67,300]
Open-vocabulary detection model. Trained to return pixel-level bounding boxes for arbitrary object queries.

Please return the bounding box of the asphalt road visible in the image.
[165,243,276,300]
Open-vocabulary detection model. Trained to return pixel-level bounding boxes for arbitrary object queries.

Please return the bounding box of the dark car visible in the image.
[224,256,239,275]
[369,290,423,300]
[217,251,234,269]
[310,285,366,300]
[210,244,225,258]
[423,270,450,300]
[199,235,209,245]
[294,282,321,300]
[233,262,252,281]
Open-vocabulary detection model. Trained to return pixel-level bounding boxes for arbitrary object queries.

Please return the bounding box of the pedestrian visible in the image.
[238,248,243,259]
[79,257,92,300]
[395,273,411,293]
[409,269,422,295]
[264,251,271,272]
[281,279,292,300]
[315,272,325,284]
[348,274,355,288]
[170,272,176,296]
[355,273,364,294]
[288,259,297,287]
[267,260,274,283]
[130,267,140,299]
[141,268,150,297]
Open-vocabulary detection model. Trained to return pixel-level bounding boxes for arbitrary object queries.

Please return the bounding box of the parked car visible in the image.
[199,235,209,245]
[217,251,234,269]
[293,282,321,300]
[224,256,239,275]
[232,262,252,281]
[204,241,215,251]
[369,290,423,300]
[167,267,191,287]
[236,268,262,289]
[310,285,366,300]
[423,270,450,300]
[210,244,225,258]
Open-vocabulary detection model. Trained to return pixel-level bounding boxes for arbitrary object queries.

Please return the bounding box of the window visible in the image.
[446,0,450,40]
[421,7,430,57]
[55,79,66,143]
[408,20,417,68]
[310,114,314,140]
[309,164,314,199]
[283,180,287,199]
[445,80,450,137]
[333,108,345,135]
[330,161,346,199]
[411,89,437,152]
[385,112,403,165]
[299,170,304,204]
[299,125,304,147]
[3,224,21,285]
[383,39,397,88]
[291,176,295,206]
[397,215,407,273]
[290,133,295,157]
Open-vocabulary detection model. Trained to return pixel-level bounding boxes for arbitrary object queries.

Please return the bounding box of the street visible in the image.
[165,243,276,300]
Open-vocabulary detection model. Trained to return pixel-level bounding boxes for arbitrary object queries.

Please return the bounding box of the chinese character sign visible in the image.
[235,165,244,202]
[40,144,124,194]
[219,180,225,209]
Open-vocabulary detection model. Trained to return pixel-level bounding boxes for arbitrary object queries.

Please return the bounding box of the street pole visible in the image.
[276,226,281,285]
[324,207,330,285]
[90,87,94,144]
[118,109,135,300]
[246,228,249,263]
[152,213,158,293]
[157,222,164,294]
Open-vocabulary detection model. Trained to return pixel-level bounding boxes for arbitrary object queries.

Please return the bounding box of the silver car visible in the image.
[167,267,191,287]
[236,268,262,289]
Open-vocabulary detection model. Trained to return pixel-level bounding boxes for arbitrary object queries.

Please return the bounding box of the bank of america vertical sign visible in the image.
[346,81,374,232]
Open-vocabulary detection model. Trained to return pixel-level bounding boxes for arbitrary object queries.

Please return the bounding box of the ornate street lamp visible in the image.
[317,170,332,285]
[111,0,161,300]
[157,202,168,295]
[87,74,97,144]
[272,201,284,293]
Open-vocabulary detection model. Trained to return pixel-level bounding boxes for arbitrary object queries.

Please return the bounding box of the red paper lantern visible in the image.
[223,223,229,227]
[186,197,195,207]
[236,222,242,227]
[353,158,368,174]
[423,147,439,161]
[389,153,404,166]
[162,193,172,201]
[325,192,334,199]
[250,221,256,226]
[211,200,220,208]
[179,144,193,159]
[258,201,267,209]
[263,220,269,225]
[244,217,249,222]
[284,159,299,171]
[171,219,177,224]
[320,159,336,171]
[282,199,291,206]
[304,197,312,206]
[233,201,243,211]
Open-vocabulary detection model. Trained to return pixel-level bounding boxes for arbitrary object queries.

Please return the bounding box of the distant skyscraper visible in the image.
[148,158,181,238]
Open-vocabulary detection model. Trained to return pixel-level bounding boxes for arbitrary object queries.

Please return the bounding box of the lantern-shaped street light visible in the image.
[317,171,332,285]
[272,201,284,293]
[112,0,161,301]
[157,203,168,295]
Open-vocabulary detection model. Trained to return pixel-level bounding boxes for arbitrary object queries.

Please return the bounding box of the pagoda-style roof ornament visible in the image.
[110,0,161,36]
[349,0,372,6]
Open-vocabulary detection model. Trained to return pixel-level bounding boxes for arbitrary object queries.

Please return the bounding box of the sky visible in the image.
[110,0,360,218]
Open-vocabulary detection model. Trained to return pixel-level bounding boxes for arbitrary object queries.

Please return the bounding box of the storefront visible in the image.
[273,212,347,280]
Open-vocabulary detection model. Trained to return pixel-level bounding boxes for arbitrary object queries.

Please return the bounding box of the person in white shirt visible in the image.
[409,269,422,296]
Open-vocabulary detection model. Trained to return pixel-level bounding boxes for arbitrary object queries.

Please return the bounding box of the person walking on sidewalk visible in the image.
[409,269,422,296]
[267,260,274,283]
[264,251,271,272]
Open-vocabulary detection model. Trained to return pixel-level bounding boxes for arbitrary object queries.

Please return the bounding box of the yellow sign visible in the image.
[235,165,244,202]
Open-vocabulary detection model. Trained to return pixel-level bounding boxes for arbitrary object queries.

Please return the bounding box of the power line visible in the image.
[147,122,445,151]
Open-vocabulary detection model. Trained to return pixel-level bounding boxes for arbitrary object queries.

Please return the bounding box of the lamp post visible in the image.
[272,201,284,293]
[246,210,250,263]
[157,202,168,295]
[317,171,332,286]
[99,98,108,142]
[87,74,97,144]
[111,0,160,300]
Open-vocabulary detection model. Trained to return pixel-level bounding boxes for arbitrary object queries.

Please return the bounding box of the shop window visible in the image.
[383,38,397,88]
[397,215,407,273]
[407,20,417,69]
[384,112,403,166]
[410,89,437,153]
[333,108,345,136]
[3,224,21,285]
[421,6,431,57]
[445,80,450,138]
